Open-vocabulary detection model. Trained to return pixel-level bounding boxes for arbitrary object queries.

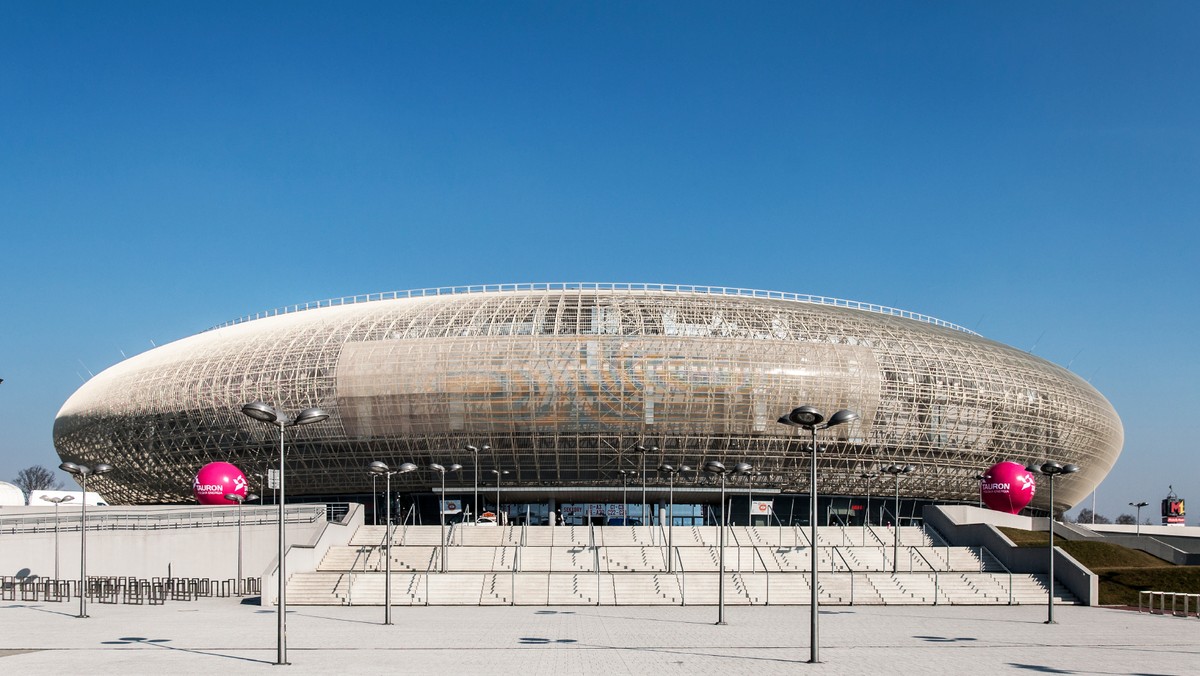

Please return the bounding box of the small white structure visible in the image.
[0,481,25,506]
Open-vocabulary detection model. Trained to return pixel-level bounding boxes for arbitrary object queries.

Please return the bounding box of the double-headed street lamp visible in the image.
[635,445,657,524]
[429,463,462,572]
[880,464,915,573]
[368,461,417,625]
[657,463,691,573]
[859,472,878,532]
[39,494,75,580]
[224,492,260,595]
[703,460,751,626]
[1129,501,1149,536]
[618,470,637,523]
[241,401,328,665]
[464,445,489,523]
[776,405,858,664]
[58,461,113,618]
[1025,460,1080,624]
[490,469,509,524]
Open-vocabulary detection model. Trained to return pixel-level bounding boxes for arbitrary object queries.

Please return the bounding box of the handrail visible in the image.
[591,523,601,606]
[985,546,1014,605]
[0,504,325,534]
[912,547,939,605]
[753,544,771,605]
[206,282,982,336]
[675,547,686,605]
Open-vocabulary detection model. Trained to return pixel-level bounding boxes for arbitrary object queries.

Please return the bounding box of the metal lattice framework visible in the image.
[53,284,1122,512]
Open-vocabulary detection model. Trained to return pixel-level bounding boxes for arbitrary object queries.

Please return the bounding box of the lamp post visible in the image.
[464,445,489,523]
[39,494,74,580]
[657,464,690,573]
[490,469,509,524]
[703,460,751,625]
[618,470,637,523]
[974,474,985,509]
[241,401,328,665]
[1026,461,1080,624]
[859,472,878,533]
[776,406,858,664]
[635,445,656,525]
[58,461,114,618]
[430,463,462,572]
[880,464,915,573]
[224,492,259,595]
[1129,501,1148,536]
[368,461,417,624]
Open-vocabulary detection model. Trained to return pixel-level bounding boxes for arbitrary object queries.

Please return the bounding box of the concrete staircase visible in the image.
[285,524,1082,607]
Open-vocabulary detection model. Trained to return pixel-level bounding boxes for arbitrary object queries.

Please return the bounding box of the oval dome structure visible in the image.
[53,283,1123,512]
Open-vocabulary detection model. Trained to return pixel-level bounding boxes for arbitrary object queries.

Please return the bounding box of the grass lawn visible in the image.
[998,527,1200,606]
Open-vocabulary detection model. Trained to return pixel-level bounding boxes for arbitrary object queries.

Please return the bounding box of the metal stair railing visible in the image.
[911,547,940,604]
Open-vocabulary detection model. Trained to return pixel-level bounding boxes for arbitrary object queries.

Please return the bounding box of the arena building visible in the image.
[53,284,1122,524]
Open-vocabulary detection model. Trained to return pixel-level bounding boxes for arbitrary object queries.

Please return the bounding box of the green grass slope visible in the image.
[998,527,1200,606]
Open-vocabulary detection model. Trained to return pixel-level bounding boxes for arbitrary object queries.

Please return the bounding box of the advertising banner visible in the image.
[751,500,774,515]
[441,499,462,515]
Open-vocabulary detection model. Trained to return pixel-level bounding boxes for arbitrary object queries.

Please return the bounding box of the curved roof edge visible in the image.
[207,282,983,336]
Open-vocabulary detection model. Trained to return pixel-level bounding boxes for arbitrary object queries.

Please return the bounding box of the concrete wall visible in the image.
[0,505,329,582]
[262,503,363,605]
[924,504,1098,605]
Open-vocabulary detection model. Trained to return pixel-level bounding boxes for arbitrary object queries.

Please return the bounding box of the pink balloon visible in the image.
[193,462,248,505]
[980,461,1036,514]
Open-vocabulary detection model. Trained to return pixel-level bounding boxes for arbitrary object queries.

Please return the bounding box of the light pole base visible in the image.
[714,620,726,626]
[1044,620,1057,624]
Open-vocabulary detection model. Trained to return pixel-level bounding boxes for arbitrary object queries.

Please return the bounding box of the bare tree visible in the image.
[1115,513,1137,525]
[1074,508,1111,525]
[12,465,63,496]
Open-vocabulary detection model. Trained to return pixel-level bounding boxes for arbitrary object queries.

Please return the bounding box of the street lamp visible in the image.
[57,461,113,618]
[703,460,752,625]
[490,469,509,524]
[776,405,858,664]
[618,470,637,524]
[1026,461,1080,624]
[880,464,915,573]
[657,464,691,573]
[974,474,985,509]
[38,494,74,580]
[1129,501,1148,536]
[241,401,328,665]
[635,445,657,525]
[430,463,462,572]
[224,492,259,595]
[464,445,489,523]
[859,472,878,533]
[367,460,417,625]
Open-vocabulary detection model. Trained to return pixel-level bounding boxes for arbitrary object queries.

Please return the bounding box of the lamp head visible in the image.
[241,401,279,423]
[246,493,259,503]
[224,493,244,503]
[398,462,418,474]
[59,461,80,475]
[293,407,329,426]
[430,463,446,473]
[787,406,824,428]
[826,409,859,428]
[703,460,726,475]
[447,464,462,473]
[93,463,114,475]
[658,463,675,473]
[464,445,478,452]
[733,462,753,475]
[368,461,389,474]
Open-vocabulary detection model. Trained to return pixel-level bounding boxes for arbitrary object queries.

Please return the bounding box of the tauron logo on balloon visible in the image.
[979,461,1036,514]
[192,462,249,505]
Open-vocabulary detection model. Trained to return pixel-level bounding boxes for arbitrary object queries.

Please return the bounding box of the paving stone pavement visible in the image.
[1,598,1198,674]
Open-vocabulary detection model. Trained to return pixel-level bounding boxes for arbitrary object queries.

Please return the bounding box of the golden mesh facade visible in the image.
[53,284,1122,511]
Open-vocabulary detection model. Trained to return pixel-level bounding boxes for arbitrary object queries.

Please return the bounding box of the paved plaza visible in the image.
[1,598,1197,675]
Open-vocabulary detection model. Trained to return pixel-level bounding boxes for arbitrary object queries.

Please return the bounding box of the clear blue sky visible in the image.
[2,2,1196,521]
